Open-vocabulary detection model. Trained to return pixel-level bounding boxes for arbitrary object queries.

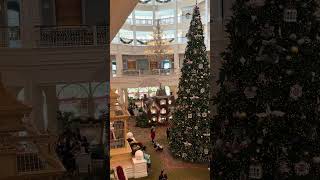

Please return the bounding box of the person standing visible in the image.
[166,127,170,140]
[151,126,156,143]
[158,170,164,180]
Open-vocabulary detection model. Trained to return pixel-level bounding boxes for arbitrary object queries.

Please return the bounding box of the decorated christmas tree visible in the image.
[169,3,210,163]
[213,0,320,179]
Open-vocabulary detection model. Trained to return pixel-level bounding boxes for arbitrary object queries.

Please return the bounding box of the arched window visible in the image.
[57,84,89,116]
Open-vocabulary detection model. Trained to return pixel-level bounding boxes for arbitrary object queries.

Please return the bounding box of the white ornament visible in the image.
[249,164,263,179]
[284,8,297,22]
[290,84,303,100]
[297,38,305,45]
[204,148,209,154]
[289,33,297,40]
[182,153,187,158]
[201,88,205,93]
[188,114,192,118]
[202,113,207,117]
[198,64,203,69]
[240,57,246,65]
[194,126,198,130]
[294,161,310,176]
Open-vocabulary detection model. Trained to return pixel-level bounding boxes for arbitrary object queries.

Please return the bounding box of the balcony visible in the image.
[159,17,175,25]
[113,68,176,77]
[0,26,21,48]
[0,26,107,48]
[35,25,107,48]
[135,19,153,25]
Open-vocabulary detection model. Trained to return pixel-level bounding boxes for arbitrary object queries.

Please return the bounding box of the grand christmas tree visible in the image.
[169,4,210,163]
[213,0,320,179]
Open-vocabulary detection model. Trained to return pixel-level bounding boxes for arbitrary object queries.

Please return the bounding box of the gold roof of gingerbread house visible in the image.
[0,78,31,132]
[0,76,65,178]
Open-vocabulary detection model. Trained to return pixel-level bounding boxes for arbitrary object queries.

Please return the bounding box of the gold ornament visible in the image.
[239,112,247,119]
[291,46,299,54]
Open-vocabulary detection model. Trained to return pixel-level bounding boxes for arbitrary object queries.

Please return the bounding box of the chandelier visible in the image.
[144,20,173,62]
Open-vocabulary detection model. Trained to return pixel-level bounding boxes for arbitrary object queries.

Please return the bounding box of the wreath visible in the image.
[156,0,172,3]
[139,0,152,4]
[120,37,134,44]
[137,39,149,45]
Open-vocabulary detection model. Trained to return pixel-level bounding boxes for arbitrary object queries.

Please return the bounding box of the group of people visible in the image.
[55,128,90,173]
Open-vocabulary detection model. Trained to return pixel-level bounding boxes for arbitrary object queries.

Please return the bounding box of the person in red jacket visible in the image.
[151,126,156,143]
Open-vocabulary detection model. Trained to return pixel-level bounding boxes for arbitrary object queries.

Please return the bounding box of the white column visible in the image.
[174,46,180,71]
[132,10,137,46]
[124,88,129,106]
[24,81,44,131]
[21,0,41,48]
[43,85,59,134]
[174,0,178,43]
[116,53,123,76]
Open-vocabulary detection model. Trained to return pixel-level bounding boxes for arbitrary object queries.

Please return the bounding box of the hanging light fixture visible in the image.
[144,19,173,63]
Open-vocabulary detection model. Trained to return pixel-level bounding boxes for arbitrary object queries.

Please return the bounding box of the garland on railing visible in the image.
[168,38,174,42]
[156,0,172,3]
[137,39,149,45]
[139,0,152,4]
[120,37,133,44]
[137,38,175,45]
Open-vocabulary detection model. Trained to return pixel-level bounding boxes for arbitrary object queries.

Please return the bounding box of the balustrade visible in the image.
[0,26,21,48]
[35,25,107,48]
[121,68,175,76]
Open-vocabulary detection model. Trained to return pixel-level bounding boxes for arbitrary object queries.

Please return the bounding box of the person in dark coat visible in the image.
[159,170,164,180]
[166,127,170,140]
[151,126,156,143]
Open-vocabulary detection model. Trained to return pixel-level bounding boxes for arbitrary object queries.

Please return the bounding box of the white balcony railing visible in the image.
[0,26,21,48]
[16,152,47,174]
[35,25,107,48]
[120,68,175,76]
[159,17,175,25]
[135,19,153,25]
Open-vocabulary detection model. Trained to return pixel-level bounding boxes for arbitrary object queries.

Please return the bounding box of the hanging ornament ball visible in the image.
[291,46,299,54]
[289,33,297,40]
[240,57,246,64]
[182,153,187,158]
[204,148,209,155]
[239,112,247,119]
[201,88,205,93]
[290,84,303,100]
[297,38,305,45]
[199,64,203,69]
